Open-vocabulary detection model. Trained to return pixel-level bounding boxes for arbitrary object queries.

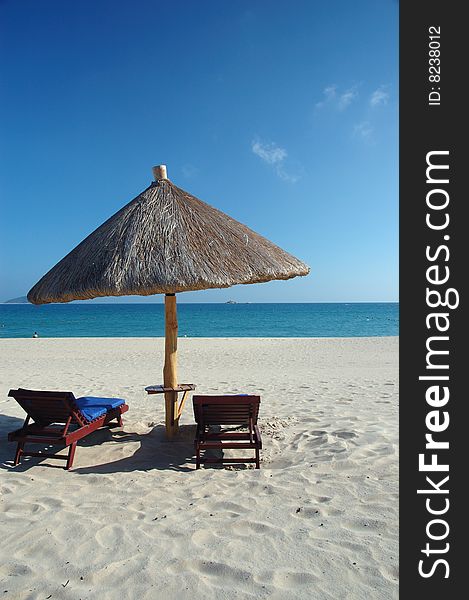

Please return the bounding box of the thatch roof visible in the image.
[28,175,310,304]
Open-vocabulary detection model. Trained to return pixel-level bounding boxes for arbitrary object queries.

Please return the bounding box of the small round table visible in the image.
[145,383,196,437]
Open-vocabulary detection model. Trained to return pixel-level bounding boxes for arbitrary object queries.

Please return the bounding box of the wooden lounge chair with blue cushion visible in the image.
[7,388,129,470]
[193,394,262,469]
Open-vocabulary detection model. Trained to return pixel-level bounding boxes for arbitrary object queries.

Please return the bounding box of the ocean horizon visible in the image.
[0,302,399,339]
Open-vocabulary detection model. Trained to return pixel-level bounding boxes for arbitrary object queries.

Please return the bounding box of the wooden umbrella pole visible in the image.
[163,293,178,438]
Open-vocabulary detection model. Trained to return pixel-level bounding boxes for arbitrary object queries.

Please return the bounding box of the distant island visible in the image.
[3,296,29,304]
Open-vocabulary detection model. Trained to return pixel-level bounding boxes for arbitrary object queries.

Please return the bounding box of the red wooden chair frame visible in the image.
[193,395,262,469]
[7,388,129,470]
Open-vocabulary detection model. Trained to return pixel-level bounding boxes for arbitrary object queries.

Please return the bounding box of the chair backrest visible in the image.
[193,395,260,426]
[8,388,87,427]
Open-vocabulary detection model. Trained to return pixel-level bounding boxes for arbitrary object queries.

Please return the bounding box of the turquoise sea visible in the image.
[0,303,398,339]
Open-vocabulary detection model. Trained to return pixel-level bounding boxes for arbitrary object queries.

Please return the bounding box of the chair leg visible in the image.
[14,442,25,466]
[196,445,201,470]
[117,414,123,427]
[255,448,260,469]
[66,442,77,470]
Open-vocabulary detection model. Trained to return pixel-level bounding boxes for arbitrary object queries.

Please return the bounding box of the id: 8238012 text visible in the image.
[428,26,441,106]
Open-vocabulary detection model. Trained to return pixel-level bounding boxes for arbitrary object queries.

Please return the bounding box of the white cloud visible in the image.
[316,84,358,111]
[251,140,287,165]
[251,139,299,182]
[316,85,334,109]
[353,121,373,141]
[276,167,299,184]
[324,85,337,100]
[370,86,389,107]
[338,87,358,110]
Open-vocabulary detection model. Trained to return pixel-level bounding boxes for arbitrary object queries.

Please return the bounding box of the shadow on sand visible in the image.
[74,424,199,474]
[0,413,241,473]
[0,412,202,473]
[0,413,25,469]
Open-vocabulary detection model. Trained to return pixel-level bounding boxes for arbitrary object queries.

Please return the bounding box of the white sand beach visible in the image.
[0,337,398,599]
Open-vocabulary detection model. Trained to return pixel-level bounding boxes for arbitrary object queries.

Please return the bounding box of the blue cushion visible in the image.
[75,396,125,422]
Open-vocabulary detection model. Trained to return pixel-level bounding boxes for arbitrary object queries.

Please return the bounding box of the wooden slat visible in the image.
[22,452,68,460]
[9,389,75,400]
[202,432,252,440]
[193,395,260,427]
[202,413,252,419]
[198,442,258,450]
[194,395,260,402]
[8,434,65,443]
[202,409,253,415]
[202,408,253,412]
[200,457,257,464]
[201,419,251,426]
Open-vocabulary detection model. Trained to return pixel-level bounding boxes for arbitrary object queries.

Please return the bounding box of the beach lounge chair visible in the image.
[193,395,262,469]
[7,388,129,470]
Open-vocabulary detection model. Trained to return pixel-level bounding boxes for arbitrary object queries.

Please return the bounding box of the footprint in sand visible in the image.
[95,524,126,549]
[191,529,216,547]
[235,520,282,537]
[340,518,385,534]
[333,431,357,439]
[198,561,251,582]
[272,570,318,589]
[0,562,33,578]
[2,501,45,516]
[175,559,253,583]
[37,496,64,510]
[212,500,245,515]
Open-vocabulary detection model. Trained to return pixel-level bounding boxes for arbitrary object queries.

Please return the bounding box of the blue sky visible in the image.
[0,0,398,303]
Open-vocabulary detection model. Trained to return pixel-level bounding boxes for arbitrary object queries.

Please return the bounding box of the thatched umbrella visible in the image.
[28,165,310,437]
